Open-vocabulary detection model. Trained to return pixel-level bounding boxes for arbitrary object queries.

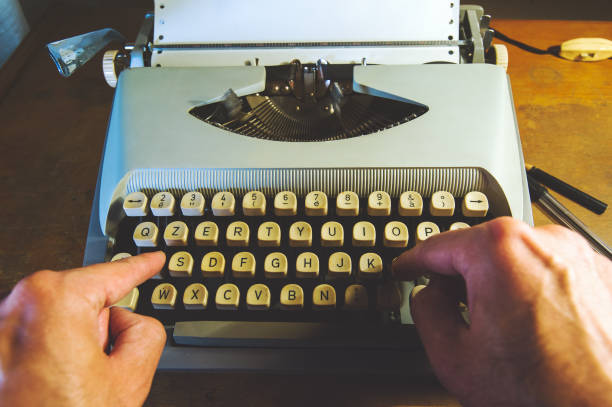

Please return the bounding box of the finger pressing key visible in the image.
[74,251,166,308]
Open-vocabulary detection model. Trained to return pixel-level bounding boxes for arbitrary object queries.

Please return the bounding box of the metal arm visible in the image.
[47,28,125,77]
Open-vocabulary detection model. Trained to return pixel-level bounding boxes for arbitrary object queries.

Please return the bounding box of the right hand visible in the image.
[393,217,612,406]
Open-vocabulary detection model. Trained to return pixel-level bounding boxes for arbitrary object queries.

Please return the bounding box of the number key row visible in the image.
[123,190,489,218]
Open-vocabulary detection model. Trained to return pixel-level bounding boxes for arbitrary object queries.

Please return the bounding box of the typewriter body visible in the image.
[50,0,532,372]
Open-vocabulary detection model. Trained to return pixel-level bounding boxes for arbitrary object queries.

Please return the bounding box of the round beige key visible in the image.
[344,284,368,310]
[352,221,376,246]
[274,191,297,216]
[246,284,271,310]
[151,283,177,309]
[110,252,131,262]
[336,191,359,216]
[296,252,319,278]
[243,191,266,216]
[313,284,336,309]
[289,221,312,247]
[151,192,176,216]
[168,251,193,277]
[328,252,351,278]
[226,221,250,246]
[164,221,188,246]
[462,191,489,217]
[416,221,441,243]
[280,284,304,310]
[384,221,409,248]
[305,191,328,216]
[367,191,391,216]
[215,283,240,310]
[232,252,256,278]
[133,222,159,247]
[430,191,455,216]
[321,221,343,246]
[211,191,235,216]
[183,283,208,309]
[201,251,225,277]
[359,253,383,279]
[264,252,288,278]
[377,281,402,310]
[113,288,139,311]
[398,191,423,216]
[180,191,205,216]
[194,221,219,246]
[123,191,148,217]
[257,221,281,247]
[450,222,470,231]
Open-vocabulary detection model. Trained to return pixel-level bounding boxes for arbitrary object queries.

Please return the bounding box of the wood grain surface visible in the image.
[0,5,610,406]
[495,20,612,247]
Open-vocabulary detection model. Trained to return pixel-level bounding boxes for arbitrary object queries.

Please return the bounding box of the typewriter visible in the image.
[47,0,532,372]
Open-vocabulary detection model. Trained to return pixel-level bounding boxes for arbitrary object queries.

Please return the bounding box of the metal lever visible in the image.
[47,28,125,77]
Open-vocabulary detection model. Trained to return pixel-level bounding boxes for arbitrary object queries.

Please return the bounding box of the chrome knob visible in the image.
[102,50,120,87]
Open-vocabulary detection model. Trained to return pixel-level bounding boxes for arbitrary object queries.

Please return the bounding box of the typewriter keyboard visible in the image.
[112,190,492,347]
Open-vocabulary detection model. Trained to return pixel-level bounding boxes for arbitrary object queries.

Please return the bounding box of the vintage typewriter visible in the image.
[47,0,532,372]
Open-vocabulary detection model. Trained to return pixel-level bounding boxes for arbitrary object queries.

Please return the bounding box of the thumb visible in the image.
[411,277,469,381]
[108,307,166,402]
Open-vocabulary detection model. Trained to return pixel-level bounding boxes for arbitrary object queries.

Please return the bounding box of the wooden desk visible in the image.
[496,20,612,245]
[0,6,610,405]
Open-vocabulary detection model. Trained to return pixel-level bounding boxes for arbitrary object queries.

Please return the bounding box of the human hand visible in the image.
[393,217,612,406]
[0,252,166,407]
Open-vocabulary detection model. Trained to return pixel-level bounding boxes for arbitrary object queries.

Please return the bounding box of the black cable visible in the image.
[491,27,557,55]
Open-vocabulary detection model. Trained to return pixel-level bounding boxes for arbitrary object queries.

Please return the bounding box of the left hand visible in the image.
[0,252,166,406]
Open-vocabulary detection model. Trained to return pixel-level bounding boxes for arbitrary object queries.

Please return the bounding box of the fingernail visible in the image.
[410,284,427,301]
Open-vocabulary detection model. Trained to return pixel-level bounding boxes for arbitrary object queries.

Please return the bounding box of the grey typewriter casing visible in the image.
[83,62,532,372]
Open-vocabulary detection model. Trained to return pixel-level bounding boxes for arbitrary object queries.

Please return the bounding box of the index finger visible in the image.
[393,227,478,282]
[392,217,518,282]
[393,217,532,282]
[68,251,166,308]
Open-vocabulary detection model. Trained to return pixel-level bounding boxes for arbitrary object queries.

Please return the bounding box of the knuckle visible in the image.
[10,270,63,310]
[543,224,586,246]
[484,217,531,250]
[15,270,56,297]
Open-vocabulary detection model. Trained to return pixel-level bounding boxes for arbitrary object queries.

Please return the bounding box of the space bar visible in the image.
[173,321,418,349]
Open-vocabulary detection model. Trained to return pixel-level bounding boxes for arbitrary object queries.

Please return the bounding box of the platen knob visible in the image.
[102,50,120,87]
